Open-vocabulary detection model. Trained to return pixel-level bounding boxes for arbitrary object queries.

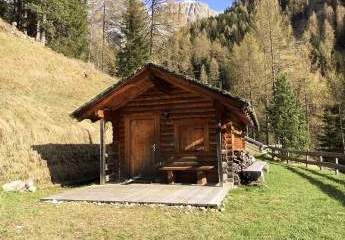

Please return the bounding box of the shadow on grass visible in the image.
[285,165,345,207]
[259,154,345,185]
[32,144,99,186]
[299,167,345,186]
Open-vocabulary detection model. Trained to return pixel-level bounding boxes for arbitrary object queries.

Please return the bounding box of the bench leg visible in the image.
[260,171,265,183]
[197,171,207,185]
[167,170,175,184]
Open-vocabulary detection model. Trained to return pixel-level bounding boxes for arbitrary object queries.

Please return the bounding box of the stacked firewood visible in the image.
[222,151,255,185]
[233,151,255,170]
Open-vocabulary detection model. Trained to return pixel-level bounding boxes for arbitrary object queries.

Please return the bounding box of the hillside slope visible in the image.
[0,19,114,185]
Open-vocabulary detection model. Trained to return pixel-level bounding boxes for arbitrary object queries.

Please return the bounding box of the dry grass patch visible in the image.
[0,19,114,184]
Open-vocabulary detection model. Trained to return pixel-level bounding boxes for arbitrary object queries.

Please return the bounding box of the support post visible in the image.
[319,156,323,171]
[100,118,106,185]
[217,122,223,187]
[305,153,309,168]
[338,104,345,155]
[335,158,339,175]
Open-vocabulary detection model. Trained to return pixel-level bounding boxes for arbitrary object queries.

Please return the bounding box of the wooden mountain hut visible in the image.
[71,63,258,186]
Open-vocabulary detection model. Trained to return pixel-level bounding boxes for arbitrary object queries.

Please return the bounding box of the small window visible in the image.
[174,120,209,153]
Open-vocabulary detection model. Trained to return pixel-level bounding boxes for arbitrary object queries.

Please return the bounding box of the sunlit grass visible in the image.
[1,163,344,239]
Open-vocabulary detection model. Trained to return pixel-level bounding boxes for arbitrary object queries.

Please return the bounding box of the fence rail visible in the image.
[245,137,267,155]
[268,146,345,174]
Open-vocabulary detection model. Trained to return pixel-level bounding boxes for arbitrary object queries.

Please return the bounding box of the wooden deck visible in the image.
[41,183,232,208]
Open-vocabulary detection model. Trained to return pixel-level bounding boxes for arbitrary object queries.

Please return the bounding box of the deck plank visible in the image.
[41,183,232,208]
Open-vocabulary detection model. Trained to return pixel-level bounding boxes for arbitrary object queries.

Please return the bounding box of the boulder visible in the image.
[25,179,34,189]
[2,180,26,192]
[27,185,37,192]
[2,179,37,192]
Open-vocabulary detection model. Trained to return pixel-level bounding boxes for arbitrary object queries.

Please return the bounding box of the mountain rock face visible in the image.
[87,0,125,46]
[171,1,219,25]
[87,0,219,46]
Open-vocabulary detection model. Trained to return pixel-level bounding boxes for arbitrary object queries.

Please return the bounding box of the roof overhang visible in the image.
[71,63,259,130]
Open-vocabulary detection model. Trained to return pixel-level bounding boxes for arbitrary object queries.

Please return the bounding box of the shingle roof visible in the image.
[71,63,259,129]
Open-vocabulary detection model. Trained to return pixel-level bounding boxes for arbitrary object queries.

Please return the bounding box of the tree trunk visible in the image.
[41,13,46,45]
[36,19,41,41]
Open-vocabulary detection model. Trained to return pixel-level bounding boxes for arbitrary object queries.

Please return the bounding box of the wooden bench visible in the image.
[159,162,215,185]
[242,161,269,183]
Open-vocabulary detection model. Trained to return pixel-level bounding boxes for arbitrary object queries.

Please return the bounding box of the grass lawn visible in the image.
[1,162,344,240]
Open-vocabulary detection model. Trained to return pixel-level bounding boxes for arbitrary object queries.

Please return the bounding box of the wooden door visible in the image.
[125,113,160,178]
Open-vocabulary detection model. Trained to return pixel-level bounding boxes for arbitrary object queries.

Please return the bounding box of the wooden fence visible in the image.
[245,137,266,156]
[268,146,345,175]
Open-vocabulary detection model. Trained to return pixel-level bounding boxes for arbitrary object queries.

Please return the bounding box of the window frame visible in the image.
[173,119,210,153]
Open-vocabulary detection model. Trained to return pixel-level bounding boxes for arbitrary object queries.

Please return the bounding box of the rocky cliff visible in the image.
[87,0,219,47]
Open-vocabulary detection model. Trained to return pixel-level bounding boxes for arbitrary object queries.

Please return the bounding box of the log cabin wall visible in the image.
[221,120,246,152]
[221,119,246,183]
[108,85,220,180]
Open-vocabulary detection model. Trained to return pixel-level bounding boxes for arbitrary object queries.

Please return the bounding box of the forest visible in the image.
[1,0,345,153]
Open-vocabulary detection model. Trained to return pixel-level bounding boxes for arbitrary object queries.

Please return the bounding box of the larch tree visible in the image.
[305,11,321,70]
[208,58,220,87]
[319,19,335,75]
[336,4,345,42]
[230,32,266,105]
[200,64,208,84]
[156,28,193,76]
[192,31,211,80]
[116,0,150,79]
[253,0,290,86]
[323,3,335,27]
[230,31,267,139]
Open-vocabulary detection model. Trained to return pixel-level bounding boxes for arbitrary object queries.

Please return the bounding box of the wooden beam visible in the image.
[150,76,172,94]
[81,75,153,120]
[151,68,252,126]
[100,118,106,185]
[97,110,104,118]
[214,100,225,122]
[216,122,223,187]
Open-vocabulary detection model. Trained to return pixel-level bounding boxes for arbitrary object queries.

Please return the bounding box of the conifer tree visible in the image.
[116,0,149,79]
[46,0,89,60]
[0,0,89,60]
[269,73,309,149]
[145,0,172,58]
[318,106,344,152]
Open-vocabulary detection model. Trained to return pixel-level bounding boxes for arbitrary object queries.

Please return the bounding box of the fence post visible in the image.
[335,158,339,175]
[319,156,323,171]
[286,151,289,165]
[305,152,309,168]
